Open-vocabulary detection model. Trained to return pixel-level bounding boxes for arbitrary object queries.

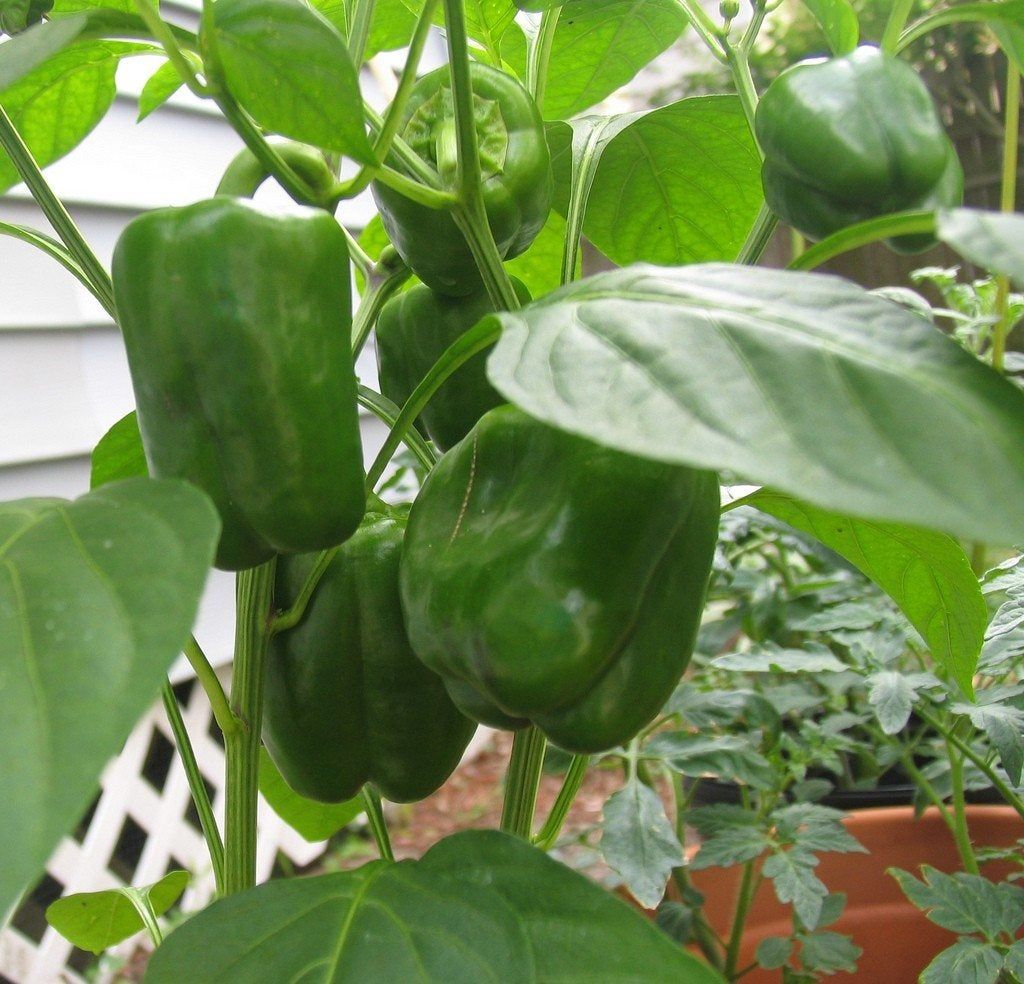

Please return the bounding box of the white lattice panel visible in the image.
[0,669,331,984]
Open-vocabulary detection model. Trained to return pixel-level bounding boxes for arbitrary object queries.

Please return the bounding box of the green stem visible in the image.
[881,0,915,54]
[561,121,609,286]
[364,103,441,186]
[736,202,778,266]
[270,549,336,635]
[338,0,440,202]
[364,320,501,491]
[357,386,438,471]
[527,8,560,108]
[161,682,226,895]
[346,0,375,66]
[674,0,727,61]
[992,62,1020,374]
[0,221,113,316]
[533,755,589,850]
[133,0,208,96]
[899,750,953,829]
[0,106,114,315]
[500,726,547,839]
[367,163,458,209]
[725,44,760,141]
[123,888,164,948]
[351,259,412,354]
[443,0,520,310]
[224,561,276,895]
[183,636,239,738]
[362,786,395,862]
[724,860,758,980]
[947,729,981,875]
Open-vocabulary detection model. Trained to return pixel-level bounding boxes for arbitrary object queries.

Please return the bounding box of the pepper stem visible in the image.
[500,726,547,839]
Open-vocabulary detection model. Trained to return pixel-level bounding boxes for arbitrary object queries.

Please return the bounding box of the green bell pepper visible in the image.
[265,506,477,803]
[755,46,962,247]
[375,278,530,451]
[372,62,552,296]
[399,406,721,753]
[112,197,365,571]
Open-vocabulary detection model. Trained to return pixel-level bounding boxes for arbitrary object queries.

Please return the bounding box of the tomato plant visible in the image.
[1,0,1024,980]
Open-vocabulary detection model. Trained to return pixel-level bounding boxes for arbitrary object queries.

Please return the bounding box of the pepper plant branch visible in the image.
[527,8,560,107]
[270,548,337,634]
[184,635,240,737]
[0,106,115,314]
[365,320,502,491]
[723,860,758,980]
[224,561,276,895]
[337,0,441,202]
[991,63,1020,374]
[161,681,226,894]
[356,387,438,470]
[945,727,981,876]
[361,785,396,861]
[0,221,113,316]
[442,0,521,311]
[674,0,727,61]
[881,0,915,55]
[500,726,547,839]
[533,754,589,850]
[364,103,441,186]
[351,261,412,354]
[346,0,375,67]
[132,0,209,96]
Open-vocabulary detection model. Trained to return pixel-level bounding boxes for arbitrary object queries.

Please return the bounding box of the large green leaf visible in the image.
[209,0,374,162]
[505,0,688,120]
[485,264,1024,546]
[147,830,722,982]
[746,490,987,695]
[46,870,188,953]
[0,40,148,193]
[938,208,1024,288]
[576,96,762,265]
[0,478,219,915]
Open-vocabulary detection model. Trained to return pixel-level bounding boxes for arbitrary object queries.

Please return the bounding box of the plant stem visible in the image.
[736,203,778,266]
[725,43,760,140]
[224,561,276,894]
[561,120,609,286]
[881,0,915,54]
[346,0,375,66]
[992,62,1020,374]
[270,549,336,635]
[500,726,547,839]
[946,728,981,875]
[674,0,727,61]
[133,0,208,96]
[533,755,589,850]
[183,636,239,737]
[356,386,438,471]
[362,786,395,861]
[0,106,114,315]
[443,0,520,310]
[527,8,560,108]
[123,888,164,948]
[724,860,758,980]
[161,681,226,894]
[351,260,412,354]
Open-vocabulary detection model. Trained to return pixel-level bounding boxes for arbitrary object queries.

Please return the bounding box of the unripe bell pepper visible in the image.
[112,198,365,570]
[755,46,962,248]
[399,406,721,754]
[372,62,552,296]
[375,278,530,451]
[264,506,477,803]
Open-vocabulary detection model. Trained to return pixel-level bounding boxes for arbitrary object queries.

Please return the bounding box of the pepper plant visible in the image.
[2,0,1024,980]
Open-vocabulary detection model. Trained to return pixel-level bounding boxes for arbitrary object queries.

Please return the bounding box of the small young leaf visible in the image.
[756,936,793,970]
[137,58,185,121]
[91,411,147,487]
[867,671,917,734]
[939,209,1024,288]
[689,823,769,871]
[763,849,828,930]
[258,749,363,842]
[601,778,683,909]
[957,702,1024,786]
[209,0,374,162]
[712,645,847,675]
[799,0,858,55]
[919,939,1003,984]
[46,870,189,953]
[799,930,861,974]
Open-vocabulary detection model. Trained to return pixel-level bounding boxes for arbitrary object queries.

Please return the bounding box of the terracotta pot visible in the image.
[688,805,1022,982]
